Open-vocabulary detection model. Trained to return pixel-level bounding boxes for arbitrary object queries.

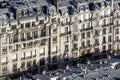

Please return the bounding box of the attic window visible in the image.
[40,20,44,24]
[12,25,16,29]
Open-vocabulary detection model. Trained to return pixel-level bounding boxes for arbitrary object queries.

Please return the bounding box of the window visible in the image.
[81,41,85,47]
[103,37,106,43]
[87,22,91,27]
[103,28,106,34]
[25,22,30,28]
[27,61,32,67]
[21,52,25,60]
[115,29,119,34]
[95,21,99,26]
[40,58,45,65]
[116,36,119,41]
[12,54,17,62]
[52,36,57,43]
[108,44,111,50]
[65,45,69,52]
[1,57,7,64]
[95,30,99,36]
[40,48,45,55]
[13,63,17,72]
[65,27,68,33]
[95,38,99,44]
[73,43,78,50]
[108,36,112,42]
[87,40,90,46]
[1,37,7,44]
[73,34,78,41]
[87,32,90,38]
[2,47,7,52]
[21,62,25,69]
[73,26,78,31]
[107,9,111,15]
[108,27,112,33]
[1,28,6,32]
[53,28,57,34]
[103,19,106,25]
[80,14,84,21]
[21,24,24,28]
[12,25,17,29]
[32,50,36,57]
[52,46,57,53]
[51,18,56,23]
[32,21,35,27]
[2,66,7,74]
[102,46,106,51]
[81,33,85,39]
[40,20,44,24]
[26,51,32,59]
[64,36,69,42]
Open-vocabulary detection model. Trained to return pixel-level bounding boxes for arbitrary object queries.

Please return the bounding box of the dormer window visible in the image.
[34,7,41,14]
[40,19,44,24]
[12,25,17,30]
[22,10,28,16]
[28,9,32,15]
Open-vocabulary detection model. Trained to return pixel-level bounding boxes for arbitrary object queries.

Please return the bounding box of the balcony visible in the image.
[52,60,57,63]
[13,39,18,43]
[102,41,106,44]
[21,38,26,41]
[72,48,78,51]
[34,35,38,39]
[61,22,69,26]
[60,31,71,36]
[12,59,17,62]
[102,23,113,27]
[86,45,92,48]
[12,49,18,52]
[79,46,86,50]
[80,27,93,32]
[64,58,69,62]
[114,24,120,27]
[2,62,8,65]
[64,49,69,52]
[21,57,25,60]
[26,56,32,59]
[101,14,112,18]
[114,15,120,19]
[52,51,57,54]
[93,43,100,47]
[53,41,57,44]
[114,39,120,43]
[27,37,33,40]
[40,53,45,56]
[72,38,78,42]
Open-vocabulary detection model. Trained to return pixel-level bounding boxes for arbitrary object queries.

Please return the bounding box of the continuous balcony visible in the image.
[80,27,93,32]
[60,31,71,36]
[93,43,100,47]
[102,23,113,27]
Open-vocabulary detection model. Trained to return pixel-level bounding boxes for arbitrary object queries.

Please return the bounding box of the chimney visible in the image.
[73,0,79,11]
[53,0,60,13]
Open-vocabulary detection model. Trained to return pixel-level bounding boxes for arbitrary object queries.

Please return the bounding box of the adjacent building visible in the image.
[0,0,119,76]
